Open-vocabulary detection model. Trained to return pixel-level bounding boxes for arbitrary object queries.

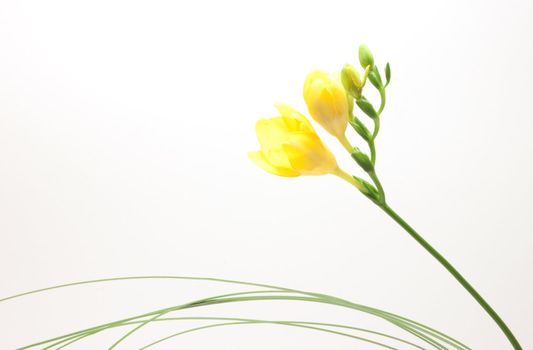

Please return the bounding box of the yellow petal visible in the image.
[303,70,348,138]
[303,70,329,96]
[267,146,295,169]
[274,103,303,120]
[256,117,290,151]
[282,132,337,175]
[248,151,300,177]
[255,117,301,170]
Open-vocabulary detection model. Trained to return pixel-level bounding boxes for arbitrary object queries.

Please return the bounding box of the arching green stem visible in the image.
[378,203,523,350]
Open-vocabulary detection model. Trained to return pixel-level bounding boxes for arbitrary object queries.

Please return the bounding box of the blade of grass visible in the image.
[3,276,468,350]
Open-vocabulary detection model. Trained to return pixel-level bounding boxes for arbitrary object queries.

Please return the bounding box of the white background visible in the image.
[1,0,532,349]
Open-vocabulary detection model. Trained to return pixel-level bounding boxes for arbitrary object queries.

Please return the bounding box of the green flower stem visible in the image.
[369,136,377,165]
[378,87,387,115]
[378,203,523,350]
[361,65,371,87]
[341,161,519,349]
[349,76,520,349]
[372,117,381,140]
[368,170,386,203]
[369,87,385,164]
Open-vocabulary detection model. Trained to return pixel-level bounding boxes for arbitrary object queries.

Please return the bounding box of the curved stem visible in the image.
[373,117,381,140]
[369,87,385,165]
[378,88,387,115]
[369,138,377,165]
[379,203,522,350]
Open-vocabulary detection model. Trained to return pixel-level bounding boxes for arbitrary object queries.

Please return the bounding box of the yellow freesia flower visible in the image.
[248,104,338,177]
[303,70,349,139]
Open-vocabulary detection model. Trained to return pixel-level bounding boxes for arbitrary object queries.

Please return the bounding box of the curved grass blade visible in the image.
[1,276,469,350]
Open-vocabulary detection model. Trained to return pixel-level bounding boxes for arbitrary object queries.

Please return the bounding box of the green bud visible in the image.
[385,62,391,86]
[368,65,383,89]
[349,117,371,141]
[351,148,374,172]
[341,64,362,99]
[356,98,378,119]
[353,175,380,202]
[359,44,374,68]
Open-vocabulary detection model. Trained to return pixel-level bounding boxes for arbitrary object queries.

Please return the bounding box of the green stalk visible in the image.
[368,170,386,203]
[377,87,387,115]
[347,71,521,349]
[369,87,385,165]
[378,203,522,350]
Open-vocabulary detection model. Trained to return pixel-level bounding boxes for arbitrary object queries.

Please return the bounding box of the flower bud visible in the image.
[341,64,362,99]
[303,70,349,139]
[354,175,380,202]
[351,148,374,172]
[349,117,371,141]
[248,104,338,177]
[359,44,374,68]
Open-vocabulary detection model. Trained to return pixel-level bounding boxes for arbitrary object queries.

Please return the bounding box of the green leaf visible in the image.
[349,118,371,141]
[385,63,391,85]
[368,65,383,89]
[356,98,378,119]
